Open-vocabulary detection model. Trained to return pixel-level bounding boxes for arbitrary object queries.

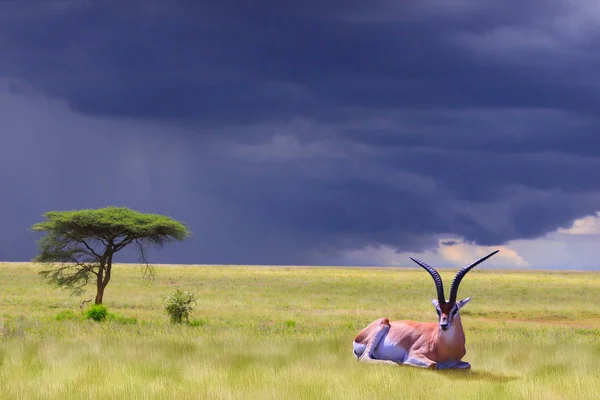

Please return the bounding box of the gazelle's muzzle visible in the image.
[439,315,449,330]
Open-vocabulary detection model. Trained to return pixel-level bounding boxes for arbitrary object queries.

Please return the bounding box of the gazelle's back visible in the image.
[387,319,438,348]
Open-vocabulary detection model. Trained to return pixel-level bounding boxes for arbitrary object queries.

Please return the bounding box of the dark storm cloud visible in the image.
[340,109,600,157]
[221,147,600,249]
[3,1,599,122]
[1,0,600,266]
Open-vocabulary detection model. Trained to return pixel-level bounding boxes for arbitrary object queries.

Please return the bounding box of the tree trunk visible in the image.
[94,259,112,305]
[95,282,106,305]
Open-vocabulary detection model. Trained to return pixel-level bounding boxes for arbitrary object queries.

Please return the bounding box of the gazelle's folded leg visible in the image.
[359,324,399,366]
[404,354,437,369]
[354,318,398,365]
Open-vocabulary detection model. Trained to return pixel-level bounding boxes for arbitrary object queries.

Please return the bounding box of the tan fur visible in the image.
[354,311,468,369]
[354,317,390,343]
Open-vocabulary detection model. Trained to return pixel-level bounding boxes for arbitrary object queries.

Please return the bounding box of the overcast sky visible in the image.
[1,1,600,269]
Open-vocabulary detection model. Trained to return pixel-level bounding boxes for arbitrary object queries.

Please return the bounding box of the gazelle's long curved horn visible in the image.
[410,257,446,305]
[448,250,500,304]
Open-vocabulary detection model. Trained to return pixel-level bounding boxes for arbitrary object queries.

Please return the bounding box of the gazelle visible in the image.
[352,250,499,370]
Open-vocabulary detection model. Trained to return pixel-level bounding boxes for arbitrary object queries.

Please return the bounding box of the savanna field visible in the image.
[1,262,599,400]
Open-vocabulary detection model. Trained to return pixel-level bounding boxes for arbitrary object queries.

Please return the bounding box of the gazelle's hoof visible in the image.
[452,361,471,370]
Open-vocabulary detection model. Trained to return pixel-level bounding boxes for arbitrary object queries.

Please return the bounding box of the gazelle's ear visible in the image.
[456,297,473,309]
[431,298,440,308]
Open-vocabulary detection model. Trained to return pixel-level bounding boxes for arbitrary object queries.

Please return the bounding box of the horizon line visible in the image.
[1,261,598,274]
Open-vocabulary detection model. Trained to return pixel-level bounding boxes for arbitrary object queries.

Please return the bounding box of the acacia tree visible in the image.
[32,207,190,304]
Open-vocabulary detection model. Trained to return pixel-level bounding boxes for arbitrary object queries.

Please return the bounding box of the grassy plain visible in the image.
[1,262,599,399]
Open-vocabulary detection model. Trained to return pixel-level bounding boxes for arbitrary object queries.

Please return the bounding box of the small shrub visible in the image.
[165,287,197,324]
[285,320,296,329]
[55,310,79,321]
[85,304,108,322]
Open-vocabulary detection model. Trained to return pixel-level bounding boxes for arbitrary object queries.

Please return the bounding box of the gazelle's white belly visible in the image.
[372,335,408,362]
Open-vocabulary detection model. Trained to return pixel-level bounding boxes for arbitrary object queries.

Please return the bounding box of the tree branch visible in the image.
[113,235,135,252]
[135,238,155,281]
[59,232,104,260]
[79,298,92,309]
[77,238,103,260]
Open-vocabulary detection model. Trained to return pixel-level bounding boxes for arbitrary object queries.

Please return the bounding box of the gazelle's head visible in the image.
[409,250,499,331]
[430,297,472,331]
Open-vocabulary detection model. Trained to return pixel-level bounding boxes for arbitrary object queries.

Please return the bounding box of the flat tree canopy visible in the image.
[32,207,190,304]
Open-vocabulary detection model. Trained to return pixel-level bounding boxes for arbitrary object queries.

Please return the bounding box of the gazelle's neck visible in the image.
[435,313,468,362]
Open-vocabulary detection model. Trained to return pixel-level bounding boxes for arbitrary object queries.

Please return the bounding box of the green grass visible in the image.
[1,262,599,399]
